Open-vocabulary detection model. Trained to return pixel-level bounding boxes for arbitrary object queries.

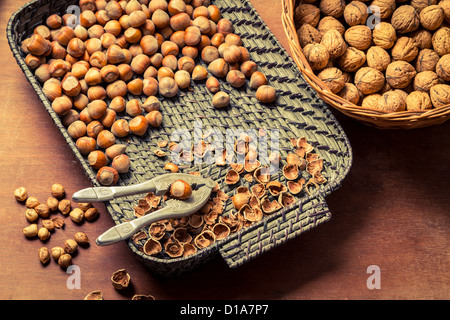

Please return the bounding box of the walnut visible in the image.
[317,16,345,37]
[436,54,450,81]
[432,27,450,56]
[320,29,347,59]
[372,22,397,49]
[394,89,409,103]
[320,0,346,18]
[337,47,366,72]
[385,61,417,89]
[294,4,321,28]
[317,67,345,94]
[391,37,418,62]
[297,23,321,48]
[410,29,432,50]
[343,1,368,26]
[370,0,396,19]
[344,25,372,50]
[406,91,432,110]
[430,84,450,107]
[354,67,385,94]
[376,91,407,112]
[366,46,391,71]
[361,94,381,109]
[439,0,450,24]
[303,43,329,71]
[338,83,360,104]
[391,5,420,34]
[410,0,438,13]
[413,71,440,92]
[419,5,444,31]
[415,49,440,72]
[342,72,353,83]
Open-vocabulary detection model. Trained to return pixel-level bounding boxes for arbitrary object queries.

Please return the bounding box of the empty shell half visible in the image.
[225,169,240,185]
[165,239,184,258]
[148,221,166,240]
[183,243,197,257]
[261,196,282,214]
[283,164,299,180]
[111,269,131,290]
[287,179,304,195]
[266,181,287,196]
[173,227,192,244]
[251,183,266,199]
[212,222,231,240]
[143,238,162,256]
[194,230,216,249]
[279,192,295,207]
[254,166,270,184]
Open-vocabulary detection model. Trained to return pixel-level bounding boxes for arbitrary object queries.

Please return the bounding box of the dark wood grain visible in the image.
[0,0,448,300]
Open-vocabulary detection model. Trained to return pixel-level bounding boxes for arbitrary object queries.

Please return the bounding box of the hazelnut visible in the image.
[23,223,38,237]
[249,71,268,89]
[64,238,78,254]
[70,208,85,223]
[58,253,72,269]
[256,85,277,103]
[97,130,116,149]
[14,187,28,202]
[170,179,192,200]
[74,231,90,246]
[58,199,71,215]
[25,208,38,222]
[88,150,108,169]
[208,58,229,78]
[25,196,40,208]
[39,247,50,265]
[174,70,191,89]
[84,207,99,221]
[38,227,51,241]
[192,65,208,80]
[35,203,50,218]
[112,154,131,173]
[42,219,55,232]
[51,246,65,261]
[129,115,148,136]
[212,91,230,108]
[226,70,246,88]
[206,76,220,93]
[159,77,178,97]
[111,119,130,138]
[145,110,163,127]
[97,166,119,186]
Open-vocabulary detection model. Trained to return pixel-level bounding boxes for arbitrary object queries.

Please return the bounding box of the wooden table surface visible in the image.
[0,0,449,300]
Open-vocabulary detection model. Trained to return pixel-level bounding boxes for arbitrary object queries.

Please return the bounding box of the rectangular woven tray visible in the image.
[8,0,353,276]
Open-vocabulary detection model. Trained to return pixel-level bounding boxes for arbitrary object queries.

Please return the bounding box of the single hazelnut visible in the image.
[145,110,163,128]
[39,247,50,265]
[58,253,72,269]
[192,65,208,81]
[226,70,246,88]
[206,76,220,93]
[74,231,90,246]
[256,85,277,103]
[112,154,131,173]
[159,77,178,97]
[249,71,268,89]
[96,166,119,186]
[14,187,28,202]
[212,91,230,108]
[84,207,99,221]
[42,219,55,232]
[170,179,192,200]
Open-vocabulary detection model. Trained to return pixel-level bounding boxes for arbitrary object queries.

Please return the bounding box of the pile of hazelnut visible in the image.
[295,0,450,112]
[21,0,277,187]
[15,184,98,269]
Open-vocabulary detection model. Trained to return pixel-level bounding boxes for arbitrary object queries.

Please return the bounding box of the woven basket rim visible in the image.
[281,0,450,129]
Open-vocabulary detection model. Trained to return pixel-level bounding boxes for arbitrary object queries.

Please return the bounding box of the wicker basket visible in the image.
[8,0,352,276]
[281,0,450,129]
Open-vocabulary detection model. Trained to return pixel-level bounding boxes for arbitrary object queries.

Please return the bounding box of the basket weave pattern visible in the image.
[8,0,352,275]
[281,0,450,129]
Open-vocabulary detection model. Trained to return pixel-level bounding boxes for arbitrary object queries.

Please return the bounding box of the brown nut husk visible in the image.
[337,47,366,73]
[254,166,271,184]
[111,269,131,290]
[432,27,450,56]
[354,67,385,95]
[183,243,197,257]
[406,91,432,111]
[266,181,287,196]
[372,22,397,49]
[225,169,240,185]
[376,91,407,112]
[317,67,345,94]
[385,61,417,89]
[344,25,372,51]
[343,1,368,26]
[414,71,440,92]
[415,49,440,72]
[297,24,321,48]
[430,84,450,108]
[212,223,231,240]
[391,5,420,34]
[420,5,444,31]
[320,29,347,59]
[391,37,419,62]
[303,43,329,71]
[143,238,162,256]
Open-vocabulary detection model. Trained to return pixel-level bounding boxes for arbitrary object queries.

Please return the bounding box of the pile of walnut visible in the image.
[21,0,277,187]
[295,0,450,112]
[14,184,99,269]
[130,135,326,259]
